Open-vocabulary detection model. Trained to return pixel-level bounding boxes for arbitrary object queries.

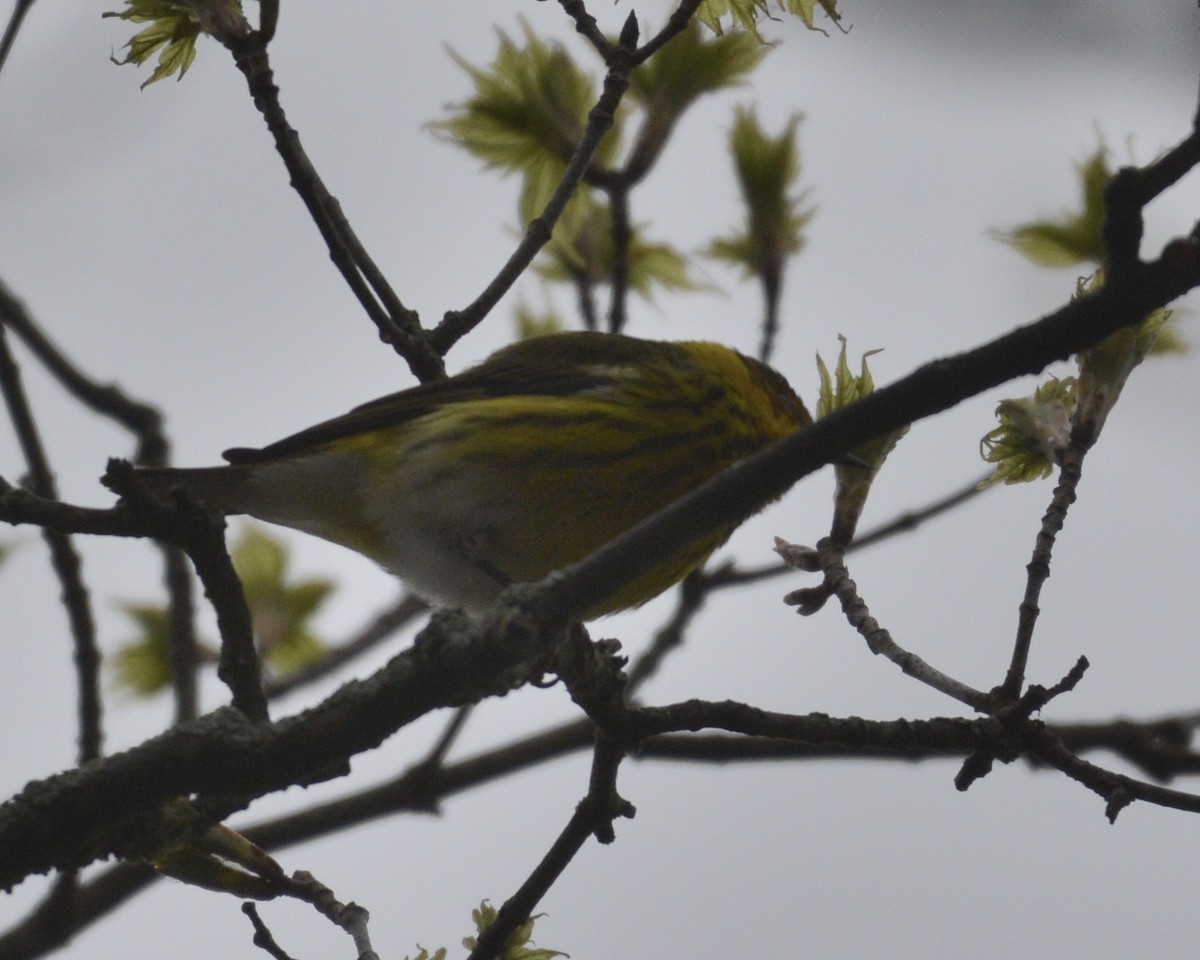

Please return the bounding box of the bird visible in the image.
[136,331,813,619]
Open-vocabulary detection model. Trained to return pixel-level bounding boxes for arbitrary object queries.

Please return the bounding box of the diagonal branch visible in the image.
[212,24,443,380]
[538,235,1200,624]
[431,28,639,353]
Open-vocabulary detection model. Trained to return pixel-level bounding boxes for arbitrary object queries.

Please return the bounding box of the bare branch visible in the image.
[0,0,34,79]
[1000,442,1086,698]
[0,320,102,763]
[465,738,632,960]
[0,279,167,464]
[216,31,443,381]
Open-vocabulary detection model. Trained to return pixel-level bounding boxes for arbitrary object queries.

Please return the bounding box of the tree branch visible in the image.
[537,229,1200,623]
[217,29,442,381]
[0,320,102,764]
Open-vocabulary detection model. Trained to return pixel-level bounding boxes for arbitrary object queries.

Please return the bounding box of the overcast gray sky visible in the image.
[3,2,1200,958]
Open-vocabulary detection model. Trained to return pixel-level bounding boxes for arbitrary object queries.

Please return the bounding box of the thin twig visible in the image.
[1000,442,1085,699]
[287,871,380,960]
[0,279,167,464]
[0,281,201,719]
[556,0,615,59]
[0,321,102,763]
[538,227,1200,622]
[433,28,638,353]
[574,272,600,331]
[241,904,297,960]
[758,270,783,364]
[257,0,278,46]
[850,472,991,550]
[7,698,1200,958]
[682,472,995,597]
[220,33,442,380]
[624,566,715,692]
[103,462,269,724]
[632,0,706,66]
[815,540,992,711]
[0,0,35,79]
[163,543,200,723]
[605,183,633,333]
[465,739,632,960]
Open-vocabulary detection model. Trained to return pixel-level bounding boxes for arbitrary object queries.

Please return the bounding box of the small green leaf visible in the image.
[707,107,813,290]
[103,0,224,88]
[536,194,706,302]
[627,20,766,169]
[979,377,1077,486]
[462,901,568,960]
[994,147,1112,267]
[431,19,622,223]
[231,525,333,675]
[816,338,907,542]
[697,0,843,38]
[403,949,449,960]
[111,603,175,695]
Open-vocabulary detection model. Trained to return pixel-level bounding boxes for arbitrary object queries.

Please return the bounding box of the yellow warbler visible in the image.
[139,332,812,618]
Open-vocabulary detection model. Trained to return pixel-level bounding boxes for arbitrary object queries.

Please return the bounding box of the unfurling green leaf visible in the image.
[816,338,907,543]
[154,817,285,897]
[403,949,449,960]
[707,107,813,291]
[630,20,765,115]
[980,378,1077,486]
[231,525,332,674]
[431,19,622,223]
[462,901,568,960]
[111,604,177,695]
[103,0,235,88]
[994,147,1112,267]
[697,0,843,38]
[537,193,706,302]
[626,20,766,173]
[980,268,1183,480]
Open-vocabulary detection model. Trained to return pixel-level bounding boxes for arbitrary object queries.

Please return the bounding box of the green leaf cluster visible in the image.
[980,379,1077,486]
[981,282,1178,486]
[816,338,908,542]
[431,20,619,228]
[627,22,767,172]
[402,900,567,960]
[995,148,1111,267]
[231,525,332,674]
[982,149,1186,484]
[434,19,799,310]
[111,525,332,696]
[708,107,813,287]
[697,0,843,37]
[103,0,221,88]
[462,902,567,960]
